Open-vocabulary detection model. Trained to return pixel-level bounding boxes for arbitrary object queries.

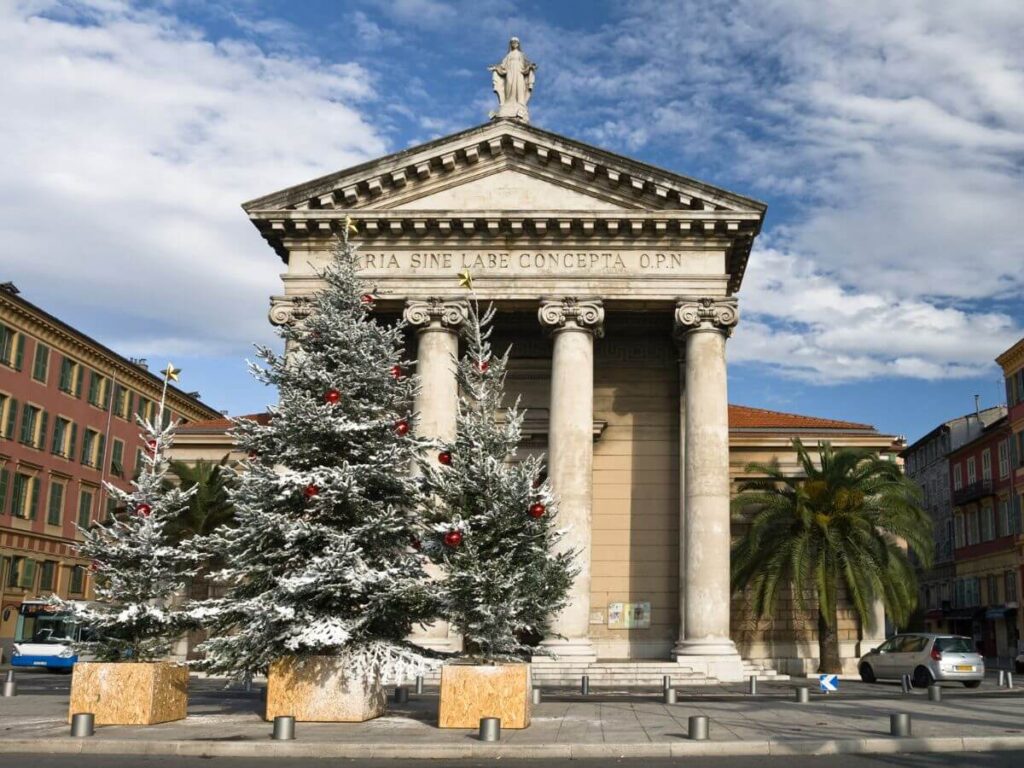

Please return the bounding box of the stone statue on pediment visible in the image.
[489,37,536,123]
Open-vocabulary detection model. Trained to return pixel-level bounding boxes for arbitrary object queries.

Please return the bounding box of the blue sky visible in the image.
[2,0,1022,442]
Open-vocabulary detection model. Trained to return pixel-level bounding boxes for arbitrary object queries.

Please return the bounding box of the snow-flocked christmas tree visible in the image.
[192,224,432,681]
[419,297,576,659]
[69,394,197,662]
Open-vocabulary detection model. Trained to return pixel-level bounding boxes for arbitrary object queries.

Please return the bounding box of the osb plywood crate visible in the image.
[265,655,386,722]
[68,661,188,725]
[438,663,531,729]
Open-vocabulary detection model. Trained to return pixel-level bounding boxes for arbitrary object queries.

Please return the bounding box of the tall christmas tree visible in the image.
[420,294,576,659]
[193,224,431,681]
[69,368,197,662]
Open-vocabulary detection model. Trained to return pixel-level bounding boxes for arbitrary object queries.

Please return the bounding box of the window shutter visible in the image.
[47,483,63,525]
[20,558,36,588]
[12,334,25,371]
[11,474,24,517]
[59,357,72,391]
[3,398,16,439]
[68,423,78,459]
[101,380,111,410]
[97,434,106,469]
[75,364,84,398]
[18,404,32,444]
[80,432,89,464]
[50,419,62,454]
[37,411,48,449]
[28,476,40,520]
[87,372,98,404]
[0,469,8,514]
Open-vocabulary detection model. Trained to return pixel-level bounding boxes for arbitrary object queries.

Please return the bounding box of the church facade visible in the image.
[238,115,897,679]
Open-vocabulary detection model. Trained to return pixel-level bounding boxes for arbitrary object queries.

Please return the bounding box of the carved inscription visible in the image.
[356,251,694,272]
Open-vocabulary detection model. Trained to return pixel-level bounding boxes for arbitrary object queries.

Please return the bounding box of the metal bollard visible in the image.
[688,715,709,741]
[2,670,15,698]
[663,674,671,691]
[664,688,677,705]
[890,713,912,737]
[900,673,912,693]
[394,685,409,704]
[1007,673,1014,689]
[272,715,296,741]
[479,717,501,742]
[795,686,809,704]
[581,675,590,695]
[70,713,94,738]
[748,675,757,695]
[998,670,1006,687]
[415,675,424,695]
[928,684,942,702]
[531,687,542,705]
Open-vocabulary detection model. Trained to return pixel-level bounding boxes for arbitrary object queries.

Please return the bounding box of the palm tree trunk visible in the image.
[817,606,843,674]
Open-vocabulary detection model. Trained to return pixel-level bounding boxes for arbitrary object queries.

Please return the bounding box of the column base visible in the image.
[532,637,598,664]
[672,638,743,682]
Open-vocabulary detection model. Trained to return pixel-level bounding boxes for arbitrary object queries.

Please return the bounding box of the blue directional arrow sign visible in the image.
[819,674,839,693]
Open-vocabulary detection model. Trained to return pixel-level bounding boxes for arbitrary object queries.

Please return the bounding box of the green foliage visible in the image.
[167,457,235,544]
[731,439,931,668]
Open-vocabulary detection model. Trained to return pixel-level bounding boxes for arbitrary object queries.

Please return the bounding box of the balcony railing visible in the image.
[953,479,995,506]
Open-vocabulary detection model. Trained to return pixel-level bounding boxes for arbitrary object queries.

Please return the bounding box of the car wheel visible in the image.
[858,663,876,683]
[963,680,981,689]
[912,666,933,689]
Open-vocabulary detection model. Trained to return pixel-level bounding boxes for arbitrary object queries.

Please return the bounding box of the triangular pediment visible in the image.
[242,120,767,217]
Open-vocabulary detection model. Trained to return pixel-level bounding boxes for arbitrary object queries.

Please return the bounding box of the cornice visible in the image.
[996,337,1024,373]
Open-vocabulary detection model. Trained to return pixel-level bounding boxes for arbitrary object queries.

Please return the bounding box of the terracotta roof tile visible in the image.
[728,404,875,431]
[179,412,270,432]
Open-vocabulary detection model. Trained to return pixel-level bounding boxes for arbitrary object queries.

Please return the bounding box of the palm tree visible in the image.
[167,457,236,585]
[731,439,932,674]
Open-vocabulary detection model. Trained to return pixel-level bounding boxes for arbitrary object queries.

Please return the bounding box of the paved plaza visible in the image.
[2,671,1023,758]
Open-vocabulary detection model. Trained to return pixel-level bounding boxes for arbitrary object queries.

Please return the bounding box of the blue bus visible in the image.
[10,600,92,671]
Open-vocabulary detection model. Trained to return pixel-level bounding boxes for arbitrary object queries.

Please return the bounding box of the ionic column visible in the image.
[536,297,604,662]
[673,297,741,664]
[674,346,687,652]
[404,298,468,653]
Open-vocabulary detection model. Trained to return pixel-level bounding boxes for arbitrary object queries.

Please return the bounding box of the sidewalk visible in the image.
[2,676,1023,759]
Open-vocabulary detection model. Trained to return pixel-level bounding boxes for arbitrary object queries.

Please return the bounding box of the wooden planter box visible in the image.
[265,655,386,722]
[68,662,188,725]
[438,662,532,729]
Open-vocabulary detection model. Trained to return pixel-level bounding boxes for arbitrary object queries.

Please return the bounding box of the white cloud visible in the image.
[0,0,387,356]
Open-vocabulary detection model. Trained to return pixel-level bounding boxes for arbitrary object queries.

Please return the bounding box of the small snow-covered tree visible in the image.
[69,417,197,662]
[420,299,576,659]
[193,226,432,681]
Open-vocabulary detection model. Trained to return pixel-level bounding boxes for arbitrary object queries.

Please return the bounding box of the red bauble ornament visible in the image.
[394,419,410,436]
[410,536,422,551]
[528,502,546,518]
[146,439,158,454]
[136,503,153,517]
[324,388,341,404]
[304,484,320,498]
[438,451,452,466]
[477,360,490,373]
[89,560,100,572]
[390,365,403,379]
[443,530,463,548]
[360,293,374,305]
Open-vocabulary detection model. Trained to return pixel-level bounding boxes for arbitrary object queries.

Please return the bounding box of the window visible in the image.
[110,439,125,478]
[1007,571,1018,604]
[10,472,40,519]
[17,404,47,450]
[0,393,16,439]
[46,480,65,526]
[133,447,144,479]
[38,560,57,592]
[135,395,155,423]
[112,384,131,420]
[50,417,76,458]
[31,342,50,383]
[7,557,36,588]
[77,488,94,528]
[982,506,995,541]
[967,457,976,485]
[0,324,25,370]
[987,573,1000,604]
[953,464,963,491]
[982,449,991,482]
[80,428,105,468]
[999,498,1011,537]
[967,509,980,545]
[69,565,85,595]
[954,514,965,549]
[999,440,1010,479]
[87,371,111,410]
[57,356,84,397]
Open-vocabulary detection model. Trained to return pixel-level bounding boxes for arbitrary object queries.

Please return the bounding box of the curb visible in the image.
[2,735,1024,759]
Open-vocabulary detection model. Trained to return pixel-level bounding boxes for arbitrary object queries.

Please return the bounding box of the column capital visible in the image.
[269,295,311,326]
[674,296,739,337]
[538,297,605,338]
[403,298,469,330]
